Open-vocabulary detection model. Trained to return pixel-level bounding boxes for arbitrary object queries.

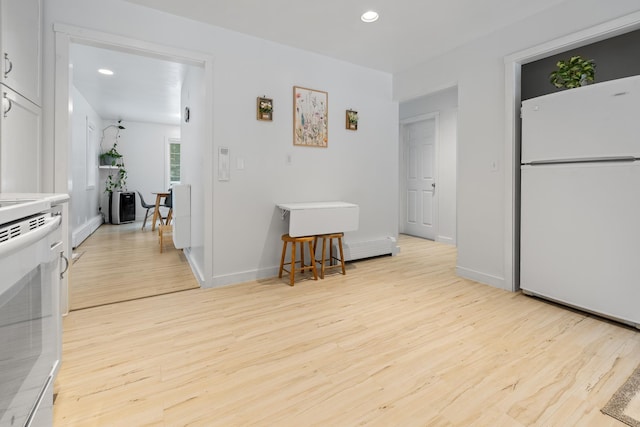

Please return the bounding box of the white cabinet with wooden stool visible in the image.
[277,201,358,283]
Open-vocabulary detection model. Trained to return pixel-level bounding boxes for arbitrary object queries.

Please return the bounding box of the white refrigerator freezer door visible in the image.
[520,161,640,326]
[521,75,640,163]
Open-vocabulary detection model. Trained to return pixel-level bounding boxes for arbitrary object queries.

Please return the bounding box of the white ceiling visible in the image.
[73,0,570,126]
[70,43,188,125]
[124,0,569,73]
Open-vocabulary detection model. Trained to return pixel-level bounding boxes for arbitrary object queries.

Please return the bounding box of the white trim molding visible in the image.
[456,266,506,290]
[53,24,216,306]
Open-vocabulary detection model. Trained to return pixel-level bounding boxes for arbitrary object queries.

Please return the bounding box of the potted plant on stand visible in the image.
[99,121,128,223]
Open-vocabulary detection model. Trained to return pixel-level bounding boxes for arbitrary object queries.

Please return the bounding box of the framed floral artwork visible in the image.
[257,97,273,121]
[346,110,358,130]
[293,86,328,147]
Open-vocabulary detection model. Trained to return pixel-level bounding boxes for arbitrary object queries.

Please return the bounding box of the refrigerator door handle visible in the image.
[528,156,638,165]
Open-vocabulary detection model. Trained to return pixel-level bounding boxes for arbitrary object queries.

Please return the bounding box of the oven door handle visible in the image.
[60,252,69,279]
[0,215,61,258]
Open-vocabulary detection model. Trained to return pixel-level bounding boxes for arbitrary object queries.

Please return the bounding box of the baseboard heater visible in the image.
[341,236,399,261]
[72,215,103,248]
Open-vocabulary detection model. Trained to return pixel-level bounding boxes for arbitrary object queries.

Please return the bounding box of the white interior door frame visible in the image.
[53,24,215,313]
[399,112,439,239]
[504,11,640,292]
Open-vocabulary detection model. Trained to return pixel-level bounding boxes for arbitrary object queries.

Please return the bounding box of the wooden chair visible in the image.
[278,234,318,286]
[158,224,173,253]
[313,232,346,279]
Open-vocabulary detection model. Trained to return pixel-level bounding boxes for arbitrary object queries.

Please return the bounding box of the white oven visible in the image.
[0,199,66,427]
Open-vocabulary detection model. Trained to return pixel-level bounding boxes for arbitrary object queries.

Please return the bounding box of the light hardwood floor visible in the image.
[54,235,640,426]
[69,222,199,310]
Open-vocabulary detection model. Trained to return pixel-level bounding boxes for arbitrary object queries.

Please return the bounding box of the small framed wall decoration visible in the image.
[346,109,358,130]
[257,97,273,121]
[293,86,328,147]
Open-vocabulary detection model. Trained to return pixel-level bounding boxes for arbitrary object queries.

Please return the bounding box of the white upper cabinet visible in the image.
[1,85,41,192]
[0,0,42,105]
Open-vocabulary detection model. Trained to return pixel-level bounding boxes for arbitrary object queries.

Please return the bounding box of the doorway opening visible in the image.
[53,25,214,313]
[398,86,458,246]
[400,115,438,240]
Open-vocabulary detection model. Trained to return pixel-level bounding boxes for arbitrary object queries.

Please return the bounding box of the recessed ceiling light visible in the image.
[361,10,379,23]
[98,68,114,76]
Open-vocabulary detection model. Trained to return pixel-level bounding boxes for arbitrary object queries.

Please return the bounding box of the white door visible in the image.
[402,117,436,240]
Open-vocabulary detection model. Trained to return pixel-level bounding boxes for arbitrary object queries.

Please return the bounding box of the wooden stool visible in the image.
[313,233,346,279]
[158,224,173,253]
[278,234,318,286]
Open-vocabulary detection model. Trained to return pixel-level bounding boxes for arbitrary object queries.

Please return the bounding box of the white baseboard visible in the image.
[207,237,401,288]
[456,266,507,291]
[182,247,204,285]
[72,215,103,248]
[209,266,280,288]
[437,235,456,246]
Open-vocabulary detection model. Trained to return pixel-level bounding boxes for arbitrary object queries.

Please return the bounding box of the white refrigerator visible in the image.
[520,75,640,327]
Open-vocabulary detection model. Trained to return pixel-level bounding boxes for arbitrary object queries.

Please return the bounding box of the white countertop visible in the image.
[0,192,70,204]
[0,193,70,224]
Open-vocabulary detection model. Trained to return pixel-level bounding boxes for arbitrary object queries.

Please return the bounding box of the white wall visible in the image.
[211,58,397,285]
[70,94,179,237]
[399,87,457,246]
[394,0,640,290]
[43,0,399,287]
[180,66,206,281]
[70,85,102,246]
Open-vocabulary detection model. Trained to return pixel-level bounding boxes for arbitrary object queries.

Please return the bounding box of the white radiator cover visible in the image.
[341,236,399,261]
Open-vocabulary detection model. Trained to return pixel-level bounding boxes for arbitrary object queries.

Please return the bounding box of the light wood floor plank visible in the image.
[69,222,199,310]
[54,235,640,426]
